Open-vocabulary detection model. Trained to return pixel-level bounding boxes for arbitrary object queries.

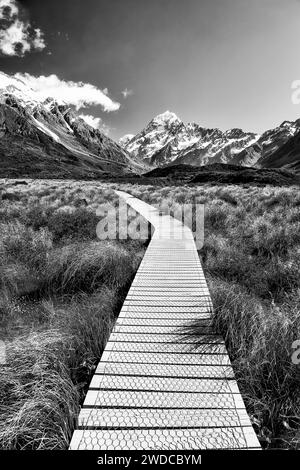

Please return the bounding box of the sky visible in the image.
[1,0,300,140]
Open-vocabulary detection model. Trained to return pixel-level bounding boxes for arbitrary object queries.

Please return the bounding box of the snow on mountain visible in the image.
[0,72,145,178]
[31,116,60,142]
[0,71,57,110]
[119,111,300,170]
[2,68,298,175]
[151,110,181,127]
[119,134,135,147]
[119,111,261,167]
[256,126,300,173]
[232,120,300,167]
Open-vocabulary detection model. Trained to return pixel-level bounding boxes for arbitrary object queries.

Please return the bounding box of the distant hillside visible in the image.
[0,72,145,178]
[1,69,299,180]
[143,163,299,186]
[119,111,300,172]
[257,131,300,174]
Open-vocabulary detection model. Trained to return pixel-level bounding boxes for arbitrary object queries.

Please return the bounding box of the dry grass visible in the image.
[0,330,78,449]
[0,179,145,449]
[120,182,300,449]
[0,179,299,449]
[209,279,300,448]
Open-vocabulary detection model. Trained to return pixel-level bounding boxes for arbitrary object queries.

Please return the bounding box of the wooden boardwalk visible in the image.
[69,190,260,450]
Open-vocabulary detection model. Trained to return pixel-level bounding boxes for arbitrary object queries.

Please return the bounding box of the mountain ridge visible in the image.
[1,69,299,179]
[119,111,300,172]
[0,72,145,178]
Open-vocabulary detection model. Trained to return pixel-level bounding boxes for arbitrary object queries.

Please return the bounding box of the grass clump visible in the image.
[209,279,300,448]
[0,180,144,449]
[125,182,300,448]
[0,330,79,450]
[44,241,140,295]
[1,178,299,449]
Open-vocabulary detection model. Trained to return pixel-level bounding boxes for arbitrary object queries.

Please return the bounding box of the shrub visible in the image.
[0,263,40,298]
[204,202,229,231]
[218,191,238,206]
[21,206,50,231]
[0,222,53,269]
[1,192,21,202]
[46,209,100,243]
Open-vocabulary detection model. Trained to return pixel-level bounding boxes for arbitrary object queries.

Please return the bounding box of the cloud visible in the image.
[121,88,133,99]
[0,0,46,56]
[79,113,110,134]
[13,72,120,112]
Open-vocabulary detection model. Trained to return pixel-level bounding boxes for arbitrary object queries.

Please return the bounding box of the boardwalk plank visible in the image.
[83,389,244,409]
[104,340,227,354]
[69,190,260,450]
[89,374,238,392]
[78,408,252,428]
[69,428,260,450]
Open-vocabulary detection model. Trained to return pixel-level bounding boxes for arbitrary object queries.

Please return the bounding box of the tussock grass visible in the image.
[44,241,142,295]
[0,257,140,449]
[0,330,78,450]
[0,180,144,449]
[209,279,300,448]
[121,182,300,448]
[1,179,299,449]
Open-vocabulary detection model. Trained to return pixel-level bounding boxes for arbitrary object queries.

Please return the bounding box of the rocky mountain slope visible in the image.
[257,130,300,173]
[120,111,300,172]
[0,72,144,178]
[232,120,300,168]
[1,69,299,179]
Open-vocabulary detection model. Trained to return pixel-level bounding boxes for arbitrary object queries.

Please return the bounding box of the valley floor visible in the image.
[0,179,299,449]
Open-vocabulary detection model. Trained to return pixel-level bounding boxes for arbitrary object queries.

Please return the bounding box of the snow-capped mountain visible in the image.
[232,119,300,168]
[118,133,135,148]
[119,111,260,167]
[119,111,300,170]
[256,126,300,173]
[0,72,144,178]
[1,69,299,178]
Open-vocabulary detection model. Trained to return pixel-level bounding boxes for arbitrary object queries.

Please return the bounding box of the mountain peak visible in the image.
[151,110,181,126]
[0,81,145,178]
[119,111,279,168]
[119,134,135,147]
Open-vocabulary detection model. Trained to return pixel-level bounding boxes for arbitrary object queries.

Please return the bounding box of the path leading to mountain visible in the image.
[69,190,260,450]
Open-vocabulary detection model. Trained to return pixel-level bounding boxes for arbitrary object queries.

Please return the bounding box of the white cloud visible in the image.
[32,28,45,50]
[79,114,110,135]
[0,0,17,16]
[13,72,120,112]
[79,114,101,129]
[0,0,46,56]
[121,88,133,99]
